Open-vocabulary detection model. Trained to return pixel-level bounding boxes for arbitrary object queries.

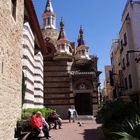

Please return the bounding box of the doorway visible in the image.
[75,93,92,115]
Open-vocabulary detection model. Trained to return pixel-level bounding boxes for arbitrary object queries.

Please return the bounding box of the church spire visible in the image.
[45,0,54,13]
[55,18,72,59]
[43,0,56,29]
[77,26,85,46]
[75,26,90,60]
[57,18,66,40]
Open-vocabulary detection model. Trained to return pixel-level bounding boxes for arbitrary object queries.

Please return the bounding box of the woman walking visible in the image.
[68,106,78,123]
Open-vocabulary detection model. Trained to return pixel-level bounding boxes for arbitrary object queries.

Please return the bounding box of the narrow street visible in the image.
[49,120,104,140]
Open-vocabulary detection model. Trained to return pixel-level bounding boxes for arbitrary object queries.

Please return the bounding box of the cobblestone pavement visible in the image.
[49,120,104,140]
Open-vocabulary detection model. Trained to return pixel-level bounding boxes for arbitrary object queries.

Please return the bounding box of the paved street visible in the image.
[49,120,104,140]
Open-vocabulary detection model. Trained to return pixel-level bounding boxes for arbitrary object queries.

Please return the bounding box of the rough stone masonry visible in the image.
[0,0,24,139]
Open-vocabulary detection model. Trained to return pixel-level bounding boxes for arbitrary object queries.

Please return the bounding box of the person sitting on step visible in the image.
[47,110,62,129]
[31,111,50,139]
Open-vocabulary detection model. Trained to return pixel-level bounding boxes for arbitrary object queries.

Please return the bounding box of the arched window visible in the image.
[69,46,72,53]
[61,44,65,50]
[47,17,50,25]
[82,50,85,55]
[52,18,54,25]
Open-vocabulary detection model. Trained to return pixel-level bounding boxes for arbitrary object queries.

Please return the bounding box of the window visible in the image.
[122,58,125,70]
[61,44,65,50]
[47,17,50,25]
[123,33,127,46]
[80,50,82,55]
[128,74,132,88]
[126,53,129,66]
[125,13,130,21]
[111,57,113,65]
[125,78,128,89]
[69,47,72,53]
[119,70,124,88]
[52,18,54,25]
[109,71,114,86]
[81,50,85,55]
[11,0,17,20]
[120,40,123,53]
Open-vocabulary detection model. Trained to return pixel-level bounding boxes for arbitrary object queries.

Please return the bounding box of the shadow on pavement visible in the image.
[84,127,104,140]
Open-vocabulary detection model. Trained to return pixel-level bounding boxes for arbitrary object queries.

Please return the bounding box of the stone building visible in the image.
[110,0,140,102]
[42,0,101,117]
[103,65,114,101]
[0,0,45,139]
[120,0,140,102]
[0,0,24,139]
[110,39,124,99]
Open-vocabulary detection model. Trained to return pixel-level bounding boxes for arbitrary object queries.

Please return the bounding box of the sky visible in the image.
[33,0,128,88]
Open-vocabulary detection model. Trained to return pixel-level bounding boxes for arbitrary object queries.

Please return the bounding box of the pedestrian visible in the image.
[68,106,78,123]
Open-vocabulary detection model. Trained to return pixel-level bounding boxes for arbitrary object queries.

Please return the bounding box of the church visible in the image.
[42,0,101,117]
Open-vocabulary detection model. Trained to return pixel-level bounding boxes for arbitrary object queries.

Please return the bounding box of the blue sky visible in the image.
[33,0,127,88]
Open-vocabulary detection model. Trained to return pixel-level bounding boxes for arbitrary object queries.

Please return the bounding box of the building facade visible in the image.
[42,0,101,117]
[110,0,140,102]
[110,39,124,99]
[103,65,114,101]
[0,0,24,139]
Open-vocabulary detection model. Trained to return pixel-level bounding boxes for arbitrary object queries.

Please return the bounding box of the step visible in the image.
[77,115,95,120]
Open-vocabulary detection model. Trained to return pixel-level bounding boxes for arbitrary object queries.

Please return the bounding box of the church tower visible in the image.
[42,1,73,118]
[43,0,56,29]
[42,0,58,41]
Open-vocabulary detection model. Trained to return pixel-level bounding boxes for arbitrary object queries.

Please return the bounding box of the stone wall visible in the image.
[0,0,24,139]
